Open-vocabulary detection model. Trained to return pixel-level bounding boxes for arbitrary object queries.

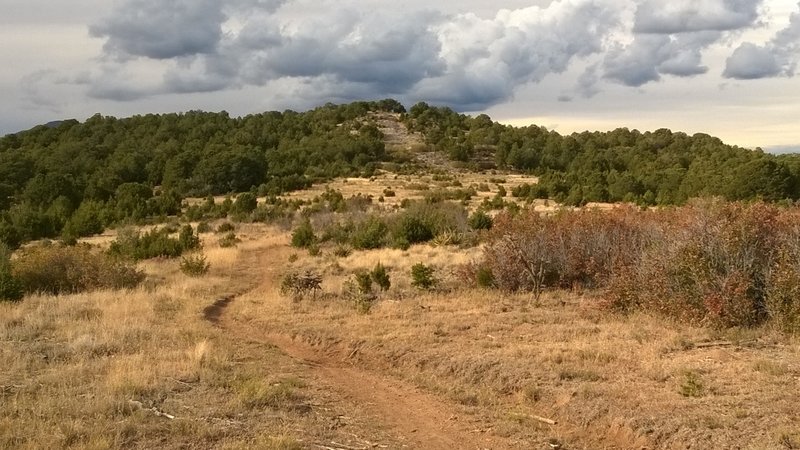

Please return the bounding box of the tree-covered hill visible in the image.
[405,102,800,206]
[0,99,404,247]
[1,98,798,249]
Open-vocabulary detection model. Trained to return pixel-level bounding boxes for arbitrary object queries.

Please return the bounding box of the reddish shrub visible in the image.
[482,198,800,329]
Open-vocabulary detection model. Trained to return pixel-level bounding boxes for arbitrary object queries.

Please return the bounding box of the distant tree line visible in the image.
[0,99,405,248]
[404,102,800,206]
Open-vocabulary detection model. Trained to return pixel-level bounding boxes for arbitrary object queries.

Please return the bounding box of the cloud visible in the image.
[79,0,624,111]
[411,0,620,108]
[575,63,601,98]
[633,0,763,34]
[603,31,719,86]
[598,0,764,89]
[723,43,781,79]
[724,1,800,79]
[89,0,226,60]
[20,70,65,112]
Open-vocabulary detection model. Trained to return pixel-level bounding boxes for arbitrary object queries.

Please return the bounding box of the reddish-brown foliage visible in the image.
[479,199,800,330]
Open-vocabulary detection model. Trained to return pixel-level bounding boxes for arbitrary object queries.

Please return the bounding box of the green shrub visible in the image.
[231,192,258,215]
[392,236,411,251]
[351,216,388,250]
[280,271,322,300]
[0,244,22,301]
[61,200,105,241]
[393,215,433,245]
[391,201,468,247]
[343,273,377,314]
[333,245,352,257]
[679,371,705,398]
[291,219,316,249]
[371,262,391,291]
[476,266,495,288]
[383,188,396,197]
[178,224,200,249]
[218,232,241,248]
[411,263,437,290]
[354,270,373,294]
[468,210,493,230]
[216,222,235,233]
[13,245,144,295]
[180,254,210,277]
[0,270,23,302]
[109,225,201,260]
[197,221,212,233]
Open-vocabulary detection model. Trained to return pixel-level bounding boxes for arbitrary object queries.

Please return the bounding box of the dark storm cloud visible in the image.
[83,0,624,110]
[80,0,777,110]
[724,1,800,79]
[89,0,226,59]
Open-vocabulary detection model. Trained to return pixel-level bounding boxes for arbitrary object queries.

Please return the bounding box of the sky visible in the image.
[2,0,799,152]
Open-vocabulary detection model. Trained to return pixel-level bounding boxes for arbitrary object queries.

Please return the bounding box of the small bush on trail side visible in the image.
[280,270,322,301]
[411,263,437,290]
[12,244,144,295]
[180,253,210,277]
[109,225,201,261]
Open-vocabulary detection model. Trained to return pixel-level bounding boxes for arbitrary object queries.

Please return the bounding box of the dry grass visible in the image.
[234,227,800,450]
[0,224,410,449]
[279,171,541,212]
[6,177,800,449]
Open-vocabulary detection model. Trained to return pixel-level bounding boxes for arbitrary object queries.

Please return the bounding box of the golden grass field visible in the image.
[2,176,800,449]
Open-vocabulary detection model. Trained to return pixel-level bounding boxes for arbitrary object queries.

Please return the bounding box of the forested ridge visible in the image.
[1,98,799,248]
[0,100,403,247]
[405,102,800,206]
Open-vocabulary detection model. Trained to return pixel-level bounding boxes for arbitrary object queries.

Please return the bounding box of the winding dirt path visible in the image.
[205,237,515,449]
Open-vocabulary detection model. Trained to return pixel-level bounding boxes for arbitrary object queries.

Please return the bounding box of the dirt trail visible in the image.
[206,238,515,450]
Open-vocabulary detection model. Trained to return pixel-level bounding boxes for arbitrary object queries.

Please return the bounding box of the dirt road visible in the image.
[205,237,517,450]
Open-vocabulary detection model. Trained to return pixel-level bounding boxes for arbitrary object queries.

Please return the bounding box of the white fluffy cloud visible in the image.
[600,0,764,87]
[633,0,763,33]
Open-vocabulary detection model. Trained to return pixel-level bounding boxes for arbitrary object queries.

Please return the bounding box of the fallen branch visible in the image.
[128,400,177,420]
[330,442,368,450]
[316,444,366,450]
[149,408,176,420]
[693,341,733,349]
[531,414,557,425]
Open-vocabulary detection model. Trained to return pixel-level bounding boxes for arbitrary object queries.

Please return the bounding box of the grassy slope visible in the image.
[3,114,800,448]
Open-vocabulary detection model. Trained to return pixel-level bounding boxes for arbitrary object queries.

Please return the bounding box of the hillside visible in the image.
[2,100,800,448]
[1,98,800,251]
